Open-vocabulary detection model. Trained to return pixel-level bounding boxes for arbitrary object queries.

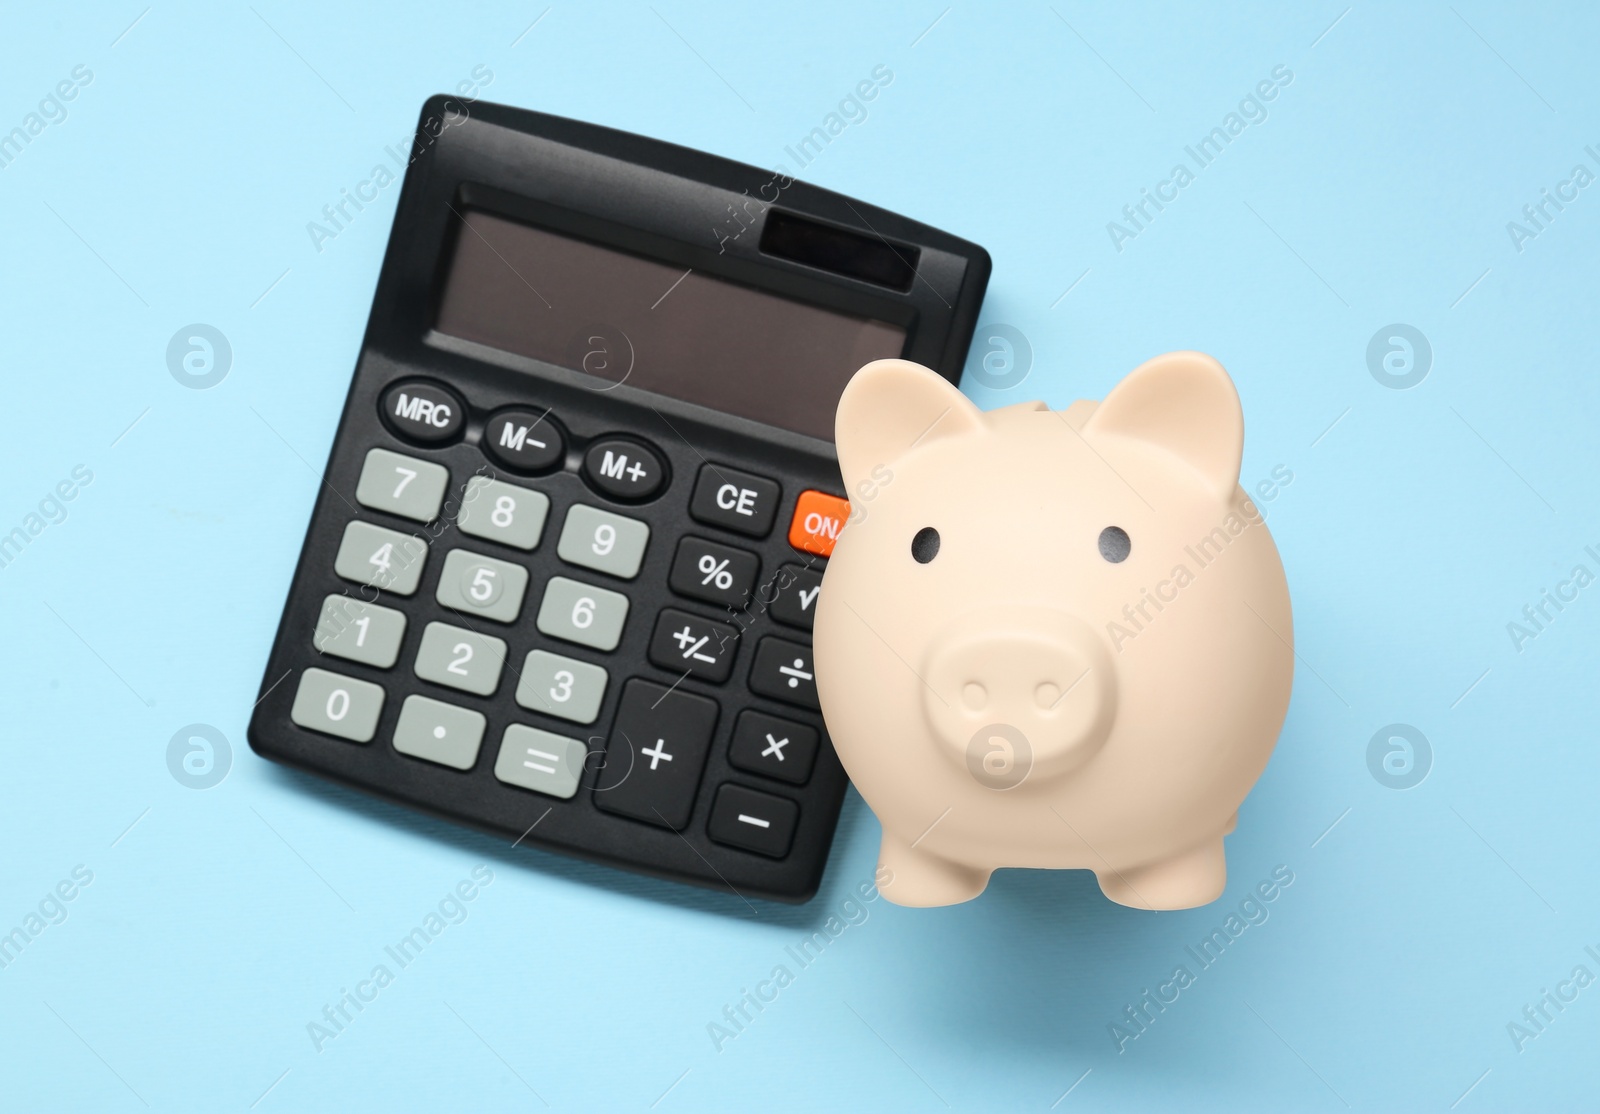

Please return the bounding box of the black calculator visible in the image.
[248,97,989,902]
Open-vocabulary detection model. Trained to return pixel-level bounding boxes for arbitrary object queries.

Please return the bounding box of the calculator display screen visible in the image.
[435,210,906,442]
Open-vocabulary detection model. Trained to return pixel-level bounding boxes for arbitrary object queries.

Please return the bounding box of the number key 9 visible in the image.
[556,504,649,579]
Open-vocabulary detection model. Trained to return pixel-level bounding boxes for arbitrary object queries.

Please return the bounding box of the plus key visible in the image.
[593,680,719,830]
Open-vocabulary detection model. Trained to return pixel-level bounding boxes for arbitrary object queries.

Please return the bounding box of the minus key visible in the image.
[707,784,799,858]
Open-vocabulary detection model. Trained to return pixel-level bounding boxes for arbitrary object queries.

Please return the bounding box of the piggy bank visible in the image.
[814,352,1292,909]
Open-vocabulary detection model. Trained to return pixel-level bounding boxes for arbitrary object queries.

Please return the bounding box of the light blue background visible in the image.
[2,2,1596,1110]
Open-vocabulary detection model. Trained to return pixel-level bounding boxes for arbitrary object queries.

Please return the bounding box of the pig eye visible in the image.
[1099,526,1131,563]
[911,527,940,563]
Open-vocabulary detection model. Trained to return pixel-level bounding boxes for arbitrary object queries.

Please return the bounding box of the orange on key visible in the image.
[788,490,852,557]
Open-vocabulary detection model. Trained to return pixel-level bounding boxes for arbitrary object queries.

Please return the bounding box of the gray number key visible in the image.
[290,668,385,743]
[515,650,608,724]
[393,694,486,770]
[535,576,629,651]
[456,476,549,551]
[434,549,528,623]
[494,725,587,799]
[413,621,507,696]
[557,504,649,579]
[355,448,450,522]
[334,520,428,596]
[313,595,407,668]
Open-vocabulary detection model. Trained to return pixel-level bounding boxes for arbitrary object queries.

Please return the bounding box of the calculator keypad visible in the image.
[269,410,843,901]
[414,621,507,696]
[434,549,529,623]
[515,649,608,724]
[290,668,385,742]
[648,608,739,683]
[668,536,759,609]
[557,504,649,579]
[456,476,549,550]
[313,595,407,668]
[334,521,429,595]
[355,448,450,522]
[593,679,719,830]
[536,576,629,650]
[393,694,485,770]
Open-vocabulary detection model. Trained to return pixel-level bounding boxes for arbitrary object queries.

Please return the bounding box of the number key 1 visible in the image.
[313,595,407,668]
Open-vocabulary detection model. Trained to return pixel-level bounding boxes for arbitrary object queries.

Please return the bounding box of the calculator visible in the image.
[248,97,990,903]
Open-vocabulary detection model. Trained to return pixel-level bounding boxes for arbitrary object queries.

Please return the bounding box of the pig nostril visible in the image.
[1034,682,1061,709]
[962,682,987,711]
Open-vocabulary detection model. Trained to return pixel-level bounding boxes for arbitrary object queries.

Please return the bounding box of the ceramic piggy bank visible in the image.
[814,352,1292,909]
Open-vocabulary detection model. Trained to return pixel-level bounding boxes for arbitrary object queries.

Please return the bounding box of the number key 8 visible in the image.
[457,476,551,551]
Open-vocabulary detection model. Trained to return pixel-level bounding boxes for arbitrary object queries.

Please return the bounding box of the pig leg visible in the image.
[877,832,990,907]
[1096,837,1227,910]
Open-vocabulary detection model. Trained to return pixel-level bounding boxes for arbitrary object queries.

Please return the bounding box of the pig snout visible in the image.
[922,607,1117,786]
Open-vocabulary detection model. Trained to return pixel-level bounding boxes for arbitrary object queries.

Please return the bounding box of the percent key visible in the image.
[669,536,760,609]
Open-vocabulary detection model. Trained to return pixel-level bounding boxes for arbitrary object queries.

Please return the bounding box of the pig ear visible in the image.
[835,359,983,491]
[1083,351,1244,499]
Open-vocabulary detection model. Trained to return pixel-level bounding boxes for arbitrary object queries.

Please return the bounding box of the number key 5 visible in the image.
[434,550,529,624]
